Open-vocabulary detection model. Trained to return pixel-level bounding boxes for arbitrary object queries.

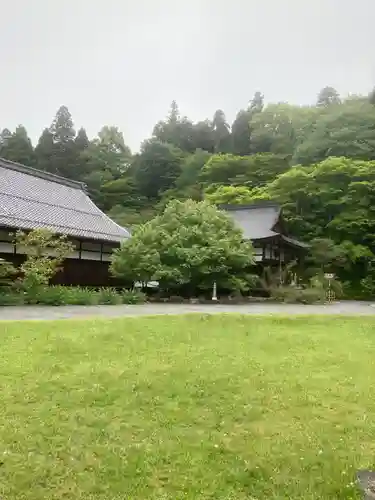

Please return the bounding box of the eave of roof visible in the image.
[281,234,309,249]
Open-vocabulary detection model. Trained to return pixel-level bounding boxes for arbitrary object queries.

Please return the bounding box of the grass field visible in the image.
[0,315,374,499]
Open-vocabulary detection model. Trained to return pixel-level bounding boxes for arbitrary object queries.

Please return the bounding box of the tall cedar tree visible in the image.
[0,125,35,165]
[316,86,341,107]
[212,109,231,153]
[35,128,54,172]
[48,105,78,179]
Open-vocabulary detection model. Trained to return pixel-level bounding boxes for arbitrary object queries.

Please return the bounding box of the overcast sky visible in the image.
[0,0,373,150]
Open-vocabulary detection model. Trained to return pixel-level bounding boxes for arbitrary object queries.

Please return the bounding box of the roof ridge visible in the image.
[219,202,280,211]
[0,157,86,190]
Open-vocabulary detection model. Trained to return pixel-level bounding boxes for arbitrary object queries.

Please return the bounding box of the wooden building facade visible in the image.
[221,203,308,269]
[0,158,130,286]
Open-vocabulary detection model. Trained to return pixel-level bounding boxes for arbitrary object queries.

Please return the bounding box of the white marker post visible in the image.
[212,281,218,301]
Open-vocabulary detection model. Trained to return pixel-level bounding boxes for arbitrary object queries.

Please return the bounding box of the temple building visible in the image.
[222,203,308,267]
[0,158,130,285]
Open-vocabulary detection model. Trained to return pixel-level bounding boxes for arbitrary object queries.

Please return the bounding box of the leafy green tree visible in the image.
[176,149,210,188]
[134,140,185,199]
[100,177,146,211]
[159,149,211,206]
[293,98,375,164]
[107,204,157,231]
[249,103,313,155]
[16,229,73,303]
[111,200,255,293]
[87,126,131,177]
[0,125,35,165]
[316,86,341,106]
[260,157,375,248]
[231,109,252,155]
[307,238,349,273]
[200,153,290,189]
[369,87,375,106]
[205,185,255,205]
[191,120,215,153]
[80,126,132,205]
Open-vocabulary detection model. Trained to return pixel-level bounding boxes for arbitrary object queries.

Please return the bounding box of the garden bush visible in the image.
[64,287,99,305]
[97,287,123,305]
[0,292,24,306]
[34,286,67,306]
[121,289,146,304]
[295,287,326,304]
[0,286,146,307]
[270,286,299,303]
[270,285,325,304]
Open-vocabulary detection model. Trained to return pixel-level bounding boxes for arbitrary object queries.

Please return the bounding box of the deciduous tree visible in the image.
[111,200,255,293]
[134,140,184,199]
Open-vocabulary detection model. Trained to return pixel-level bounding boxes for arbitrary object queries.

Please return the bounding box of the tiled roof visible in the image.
[0,158,130,243]
[222,203,308,248]
[221,203,281,240]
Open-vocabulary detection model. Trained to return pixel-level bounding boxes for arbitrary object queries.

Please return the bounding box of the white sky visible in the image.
[0,0,374,150]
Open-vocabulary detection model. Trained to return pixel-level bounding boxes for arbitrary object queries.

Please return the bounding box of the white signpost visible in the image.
[212,281,218,301]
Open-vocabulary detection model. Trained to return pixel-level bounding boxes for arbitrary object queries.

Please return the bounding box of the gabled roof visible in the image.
[221,202,308,248]
[0,158,130,243]
[221,202,281,240]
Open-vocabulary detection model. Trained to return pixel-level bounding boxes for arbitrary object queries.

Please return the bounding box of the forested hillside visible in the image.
[2,85,375,293]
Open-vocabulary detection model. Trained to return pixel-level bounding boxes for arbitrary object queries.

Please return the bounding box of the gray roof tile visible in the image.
[221,203,280,240]
[222,203,308,249]
[0,158,130,242]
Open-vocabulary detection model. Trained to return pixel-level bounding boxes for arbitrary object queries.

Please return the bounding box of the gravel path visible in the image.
[1,301,375,321]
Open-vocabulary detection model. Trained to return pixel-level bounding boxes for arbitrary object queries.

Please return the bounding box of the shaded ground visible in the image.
[0,300,375,320]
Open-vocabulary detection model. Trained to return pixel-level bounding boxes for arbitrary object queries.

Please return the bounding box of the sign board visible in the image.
[324,273,335,279]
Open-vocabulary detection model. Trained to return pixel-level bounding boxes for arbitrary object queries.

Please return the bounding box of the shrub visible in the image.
[16,229,73,302]
[0,285,147,307]
[360,276,375,298]
[121,289,147,304]
[64,287,99,305]
[97,287,122,305]
[0,258,17,290]
[34,286,67,306]
[167,295,185,304]
[270,286,299,303]
[270,286,325,304]
[296,287,325,304]
[0,292,24,306]
[310,274,343,299]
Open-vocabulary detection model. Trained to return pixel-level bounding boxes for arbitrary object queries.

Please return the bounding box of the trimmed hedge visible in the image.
[0,286,146,306]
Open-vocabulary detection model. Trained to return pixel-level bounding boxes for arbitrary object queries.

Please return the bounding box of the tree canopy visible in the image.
[111,200,255,293]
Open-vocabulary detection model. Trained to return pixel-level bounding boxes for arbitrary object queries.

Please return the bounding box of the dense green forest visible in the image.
[2,85,375,294]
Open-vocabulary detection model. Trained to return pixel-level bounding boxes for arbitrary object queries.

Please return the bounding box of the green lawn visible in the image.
[0,315,374,499]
